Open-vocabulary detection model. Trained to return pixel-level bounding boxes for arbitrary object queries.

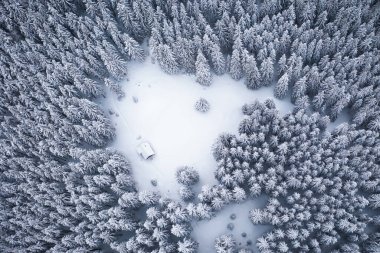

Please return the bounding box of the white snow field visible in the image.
[105,58,292,200]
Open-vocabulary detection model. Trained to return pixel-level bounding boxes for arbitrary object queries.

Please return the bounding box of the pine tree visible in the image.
[210,43,225,75]
[178,238,198,253]
[171,224,191,237]
[195,50,212,86]
[243,52,261,89]
[150,27,162,63]
[292,76,307,102]
[275,73,289,99]
[176,166,200,186]
[118,192,140,209]
[138,191,159,206]
[233,187,246,202]
[99,41,128,79]
[250,209,264,224]
[260,57,274,86]
[229,50,242,80]
[174,38,197,73]
[179,186,195,201]
[124,34,145,61]
[230,34,243,80]
[215,234,236,253]
[278,54,287,75]
[156,44,179,74]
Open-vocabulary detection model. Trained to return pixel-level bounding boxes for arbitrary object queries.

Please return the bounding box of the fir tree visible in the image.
[275,73,289,99]
[176,166,200,186]
[195,50,212,86]
[230,34,243,80]
[156,44,179,74]
[243,52,261,89]
[210,43,226,75]
[260,57,274,86]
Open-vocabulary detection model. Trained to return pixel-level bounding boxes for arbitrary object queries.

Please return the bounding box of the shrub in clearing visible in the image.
[195,98,210,113]
[176,166,200,186]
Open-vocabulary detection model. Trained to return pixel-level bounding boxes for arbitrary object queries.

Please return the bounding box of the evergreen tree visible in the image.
[260,57,274,86]
[215,234,236,253]
[243,52,261,89]
[210,43,226,75]
[179,186,195,201]
[178,238,198,253]
[230,34,243,80]
[124,34,145,61]
[275,73,289,99]
[195,50,212,86]
[156,44,179,74]
[176,166,200,186]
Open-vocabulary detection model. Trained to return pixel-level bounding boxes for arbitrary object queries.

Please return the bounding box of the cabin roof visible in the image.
[137,142,155,159]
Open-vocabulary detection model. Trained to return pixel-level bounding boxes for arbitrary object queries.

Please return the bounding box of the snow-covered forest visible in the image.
[0,0,379,253]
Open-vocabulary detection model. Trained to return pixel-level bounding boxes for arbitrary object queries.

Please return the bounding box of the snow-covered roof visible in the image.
[136,142,155,160]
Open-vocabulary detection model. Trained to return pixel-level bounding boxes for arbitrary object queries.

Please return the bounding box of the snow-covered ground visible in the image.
[104,58,293,200]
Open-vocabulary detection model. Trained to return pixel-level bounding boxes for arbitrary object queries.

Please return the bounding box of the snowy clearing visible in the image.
[105,58,293,200]
[102,58,352,250]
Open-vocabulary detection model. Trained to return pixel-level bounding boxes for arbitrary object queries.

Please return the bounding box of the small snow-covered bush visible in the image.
[176,166,200,186]
[179,185,195,201]
[150,179,158,186]
[195,98,210,113]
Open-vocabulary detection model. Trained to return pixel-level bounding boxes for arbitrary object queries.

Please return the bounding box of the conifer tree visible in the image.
[275,73,289,99]
[156,44,179,74]
[195,50,212,86]
[210,43,226,75]
[243,52,261,89]
[260,57,274,86]
[230,33,243,80]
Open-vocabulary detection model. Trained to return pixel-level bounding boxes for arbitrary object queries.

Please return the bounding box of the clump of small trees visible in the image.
[176,166,200,202]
